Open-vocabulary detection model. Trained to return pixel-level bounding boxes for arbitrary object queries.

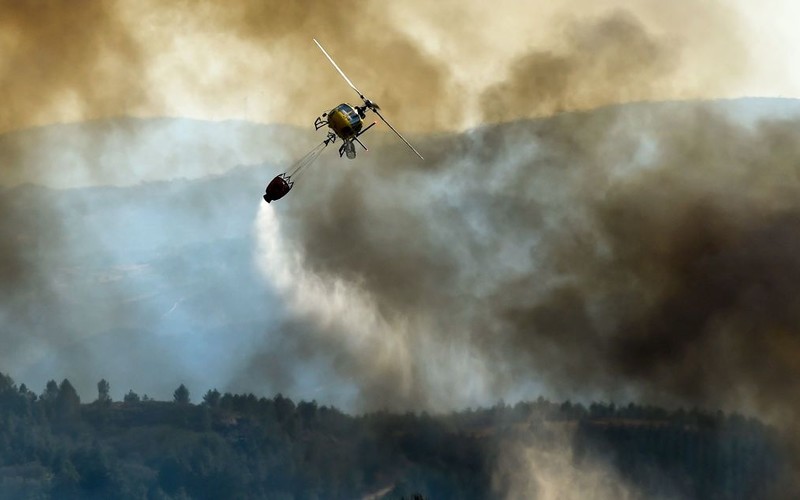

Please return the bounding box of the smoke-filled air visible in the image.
[2,0,800,498]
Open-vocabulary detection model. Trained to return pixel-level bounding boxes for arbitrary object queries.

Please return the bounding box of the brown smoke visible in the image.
[0,0,450,134]
[0,1,146,134]
[0,0,749,140]
[481,11,677,121]
[157,0,457,130]
[480,3,748,123]
[491,106,800,417]
[269,99,800,427]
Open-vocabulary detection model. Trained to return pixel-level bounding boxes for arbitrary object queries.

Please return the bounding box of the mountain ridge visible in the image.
[3,97,800,189]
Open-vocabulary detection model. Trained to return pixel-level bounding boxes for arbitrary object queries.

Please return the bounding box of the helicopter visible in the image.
[263,39,424,203]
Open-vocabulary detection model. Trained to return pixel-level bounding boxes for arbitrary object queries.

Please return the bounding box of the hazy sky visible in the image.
[0,0,798,135]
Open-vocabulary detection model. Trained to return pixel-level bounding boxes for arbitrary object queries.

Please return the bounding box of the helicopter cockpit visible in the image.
[327,103,364,139]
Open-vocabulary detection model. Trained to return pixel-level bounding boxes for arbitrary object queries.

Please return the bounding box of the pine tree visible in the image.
[56,379,80,419]
[202,389,220,408]
[96,379,111,405]
[123,390,140,403]
[173,384,190,404]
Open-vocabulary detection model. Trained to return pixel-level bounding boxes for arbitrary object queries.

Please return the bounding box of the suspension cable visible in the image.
[287,141,329,179]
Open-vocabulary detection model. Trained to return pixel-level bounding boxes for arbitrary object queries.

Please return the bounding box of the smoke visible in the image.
[253,203,499,409]
[0,0,143,334]
[133,0,458,131]
[0,0,750,138]
[246,99,800,494]
[0,186,64,358]
[481,11,677,122]
[477,0,754,123]
[182,0,746,130]
[0,0,788,413]
[0,1,147,134]
[250,100,800,427]
[0,1,797,492]
[492,431,645,500]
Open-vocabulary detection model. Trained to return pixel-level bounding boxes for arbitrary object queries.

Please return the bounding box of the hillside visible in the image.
[0,372,787,499]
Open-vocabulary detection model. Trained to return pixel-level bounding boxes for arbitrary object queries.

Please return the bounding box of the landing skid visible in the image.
[314,118,376,159]
[314,115,328,130]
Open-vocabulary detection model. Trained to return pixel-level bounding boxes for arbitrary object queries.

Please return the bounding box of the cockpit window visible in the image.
[336,104,357,118]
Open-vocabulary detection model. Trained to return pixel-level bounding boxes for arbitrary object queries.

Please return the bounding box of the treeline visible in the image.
[0,373,788,499]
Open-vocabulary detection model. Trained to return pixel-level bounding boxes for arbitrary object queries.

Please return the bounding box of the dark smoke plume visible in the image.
[478,4,747,123]
[251,100,800,496]
[262,101,800,424]
[481,11,677,121]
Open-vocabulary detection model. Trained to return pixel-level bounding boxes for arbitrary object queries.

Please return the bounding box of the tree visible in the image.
[202,389,220,408]
[173,384,190,404]
[56,379,81,419]
[96,379,111,405]
[297,400,319,427]
[0,372,14,392]
[18,383,36,403]
[42,380,59,402]
[274,393,295,422]
[72,447,111,492]
[123,390,140,403]
[51,457,80,498]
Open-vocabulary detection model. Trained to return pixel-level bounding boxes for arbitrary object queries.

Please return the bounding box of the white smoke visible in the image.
[252,202,499,410]
[492,428,647,500]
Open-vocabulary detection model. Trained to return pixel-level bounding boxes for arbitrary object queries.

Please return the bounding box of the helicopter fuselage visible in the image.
[316,103,377,159]
[327,103,363,140]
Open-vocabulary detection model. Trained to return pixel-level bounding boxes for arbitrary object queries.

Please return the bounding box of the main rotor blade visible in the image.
[313,38,365,101]
[374,109,424,160]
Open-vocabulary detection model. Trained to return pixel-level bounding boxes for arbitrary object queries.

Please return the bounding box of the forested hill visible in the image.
[0,373,788,499]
